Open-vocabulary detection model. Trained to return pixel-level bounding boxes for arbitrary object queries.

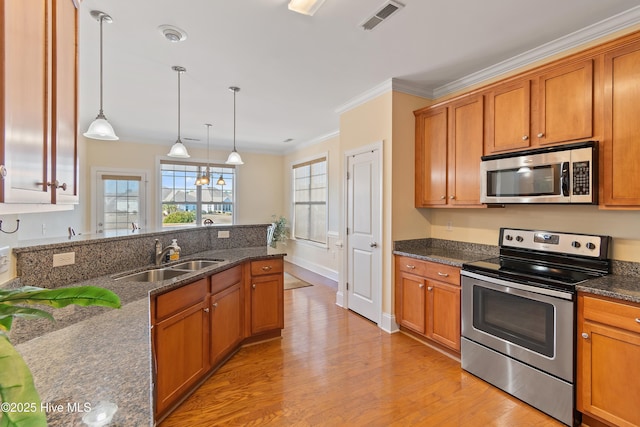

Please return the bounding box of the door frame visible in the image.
[339,141,383,326]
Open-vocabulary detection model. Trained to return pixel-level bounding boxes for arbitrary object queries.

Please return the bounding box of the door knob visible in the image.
[370,242,378,248]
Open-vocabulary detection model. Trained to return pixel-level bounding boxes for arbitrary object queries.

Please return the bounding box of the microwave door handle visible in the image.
[561,162,570,196]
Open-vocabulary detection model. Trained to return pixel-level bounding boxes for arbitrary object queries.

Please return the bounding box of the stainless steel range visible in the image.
[461,228,611,426]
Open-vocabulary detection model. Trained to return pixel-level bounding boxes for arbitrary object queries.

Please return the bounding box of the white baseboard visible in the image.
[285,254,339,282]
[380,312,399,334]
[335,290,345,308]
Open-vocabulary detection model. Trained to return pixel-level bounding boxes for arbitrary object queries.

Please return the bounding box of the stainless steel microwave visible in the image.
[480,141,597,204]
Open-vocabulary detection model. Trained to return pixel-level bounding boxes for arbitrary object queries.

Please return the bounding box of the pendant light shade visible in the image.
[225,86,244,165]
[168,66,190,158]
[84,11,119,141]
[217,175,226,186]
[195,124,212,186]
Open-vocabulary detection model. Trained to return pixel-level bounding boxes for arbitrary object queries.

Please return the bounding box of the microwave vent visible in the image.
[360,1,404,31]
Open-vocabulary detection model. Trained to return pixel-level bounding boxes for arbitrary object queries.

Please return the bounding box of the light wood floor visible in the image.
[160,264,562,427]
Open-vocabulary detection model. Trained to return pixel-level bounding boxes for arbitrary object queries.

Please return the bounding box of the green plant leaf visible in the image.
[0,286,121,310]
[0,305,54,333]
[0,334,47,427]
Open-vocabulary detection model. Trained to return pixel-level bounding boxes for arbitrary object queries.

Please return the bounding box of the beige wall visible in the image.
[282,135,341,280]
[83,138,284,231]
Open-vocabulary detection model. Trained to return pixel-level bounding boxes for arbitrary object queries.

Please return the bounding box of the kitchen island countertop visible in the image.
[12,246,285,427]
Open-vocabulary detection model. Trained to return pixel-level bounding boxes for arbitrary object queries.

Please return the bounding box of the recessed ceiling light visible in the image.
[158,25,188,42]
[288,0,327,16]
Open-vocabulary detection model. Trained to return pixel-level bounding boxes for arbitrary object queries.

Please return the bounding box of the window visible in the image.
[96,171,147,234]
[161,161,236,227]
[293,157,327,244]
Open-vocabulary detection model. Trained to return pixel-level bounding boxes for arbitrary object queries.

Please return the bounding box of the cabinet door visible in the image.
[537,59,593,146]
[578,321,640,427]
[210,283,243,366]
[2,0,50,203]
[154,300,209,416]
[485,79,532,154]
[448,95,484,206]
[250,274,284,335]
[415,106,448,206]
[602,41,640,206]
[427,281,461,352]
[397,271,426,334]
[51,0,78,204]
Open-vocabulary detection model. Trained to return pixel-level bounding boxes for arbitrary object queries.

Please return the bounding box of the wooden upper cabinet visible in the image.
[448,95,484,206]
[485,79,532,154]
[415,106,448,207]
[537,59,593,145]
[602,40,640,207]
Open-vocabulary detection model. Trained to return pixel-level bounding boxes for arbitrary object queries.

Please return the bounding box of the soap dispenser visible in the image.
[169,239,181,261]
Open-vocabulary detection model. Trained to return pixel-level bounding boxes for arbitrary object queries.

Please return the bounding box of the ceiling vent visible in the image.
[360,1,404,31]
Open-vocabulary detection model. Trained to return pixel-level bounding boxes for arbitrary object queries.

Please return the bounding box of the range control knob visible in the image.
[505,235,513,241]
[586,242,597,250]
[516,236,524,243]
[571,241,581,249]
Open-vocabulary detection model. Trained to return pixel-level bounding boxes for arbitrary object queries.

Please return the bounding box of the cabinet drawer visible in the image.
[211,265,242,294]
[582,294,640,333]
[396,256,460,286]
[250,259,283,276]
[155,278,208,322]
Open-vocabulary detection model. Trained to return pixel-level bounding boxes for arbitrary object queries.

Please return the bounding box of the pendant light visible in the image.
[195,124,212,186]
[217,175,226,186]
[84,11,119,140]
[168,66,190,158]
[225,87,244,165]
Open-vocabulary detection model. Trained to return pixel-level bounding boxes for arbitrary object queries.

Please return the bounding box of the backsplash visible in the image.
[13,224,269,287]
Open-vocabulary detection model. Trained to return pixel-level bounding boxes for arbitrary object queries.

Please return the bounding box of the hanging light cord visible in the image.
[98,14,104,116]
[177,69,182,142]
[232,89,237,151]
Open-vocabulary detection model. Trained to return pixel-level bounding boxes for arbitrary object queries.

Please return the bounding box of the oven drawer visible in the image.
[581,294,640,333]
[396,256,460,285]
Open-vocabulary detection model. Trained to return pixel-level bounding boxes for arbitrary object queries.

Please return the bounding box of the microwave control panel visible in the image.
[573,161,590,195]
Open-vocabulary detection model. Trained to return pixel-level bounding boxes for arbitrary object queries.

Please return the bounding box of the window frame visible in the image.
[291,154,328,247]
[159,159,237,228]
[93,168,148,235]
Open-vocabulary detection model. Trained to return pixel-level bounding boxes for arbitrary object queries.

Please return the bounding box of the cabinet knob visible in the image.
[537,132,545,138]
[212,302,218,308]
[437,272,449,277]
[522,135,529,141]
[406,265,416,269]
[418,283,424,288]
[252,284,256,289]
[581,332,589,339]
[449,195,455,200]
[261,266,272,271]
[635,318,640,324]
[203,308,210,313]
[440,195,446,199]
[427,286,433,291]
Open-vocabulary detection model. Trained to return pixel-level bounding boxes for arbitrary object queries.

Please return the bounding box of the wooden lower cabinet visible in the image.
[153,258,284,420]
[394,256,461,353]
[153,280,209,417]
[577,293,640,427]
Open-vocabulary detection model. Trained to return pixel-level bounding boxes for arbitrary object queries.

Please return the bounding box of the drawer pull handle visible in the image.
[406,265,416,269]
[437,272,449,277]
[262,266,272,271]
[581,332,589,339]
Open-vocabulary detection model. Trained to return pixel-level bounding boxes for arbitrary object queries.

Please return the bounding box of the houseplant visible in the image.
[269,215,287,248]
[0,285,121,426]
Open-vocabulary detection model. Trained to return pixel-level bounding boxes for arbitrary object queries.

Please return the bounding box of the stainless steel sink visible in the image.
[169,259,223,270]
[115,268,190,282]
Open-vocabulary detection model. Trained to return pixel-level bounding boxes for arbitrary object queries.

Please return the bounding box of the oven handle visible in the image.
[461,270,574,300]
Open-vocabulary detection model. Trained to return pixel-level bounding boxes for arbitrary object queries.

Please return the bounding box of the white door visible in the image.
[347,148,381,324]
[96,171,147,234]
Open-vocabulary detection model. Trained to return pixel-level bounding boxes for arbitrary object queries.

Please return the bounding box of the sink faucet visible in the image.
[154,239,174,266]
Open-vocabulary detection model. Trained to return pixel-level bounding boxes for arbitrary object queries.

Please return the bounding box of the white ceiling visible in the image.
[78,0,640,154]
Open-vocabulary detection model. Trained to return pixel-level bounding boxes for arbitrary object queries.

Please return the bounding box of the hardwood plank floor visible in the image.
[160,266,562,427]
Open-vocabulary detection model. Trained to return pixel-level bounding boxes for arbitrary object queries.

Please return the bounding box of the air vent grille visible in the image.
[360,1,404,31]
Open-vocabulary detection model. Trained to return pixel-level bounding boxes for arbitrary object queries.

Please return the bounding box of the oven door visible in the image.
[461,270,575,382]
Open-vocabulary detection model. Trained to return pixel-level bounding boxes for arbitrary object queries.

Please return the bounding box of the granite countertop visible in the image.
[12,246,285,427]
[392,238,497,267]
[577,275,640,304]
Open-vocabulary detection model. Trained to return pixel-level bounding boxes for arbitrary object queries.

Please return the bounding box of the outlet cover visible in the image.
[0,246,9,274]
[218,230,230,238]
[53,252,75,267]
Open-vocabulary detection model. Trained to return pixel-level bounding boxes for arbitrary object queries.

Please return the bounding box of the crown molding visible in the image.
[433,5,640,98]
[335,80,393,115]
[283,130,340,155]
[391,79,435,99]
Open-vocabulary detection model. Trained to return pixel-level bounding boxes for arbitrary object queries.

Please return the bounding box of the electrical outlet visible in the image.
[446,221,453,232]
[0,246,9,274]
[53,252,75,267]
[218,230,230,238]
